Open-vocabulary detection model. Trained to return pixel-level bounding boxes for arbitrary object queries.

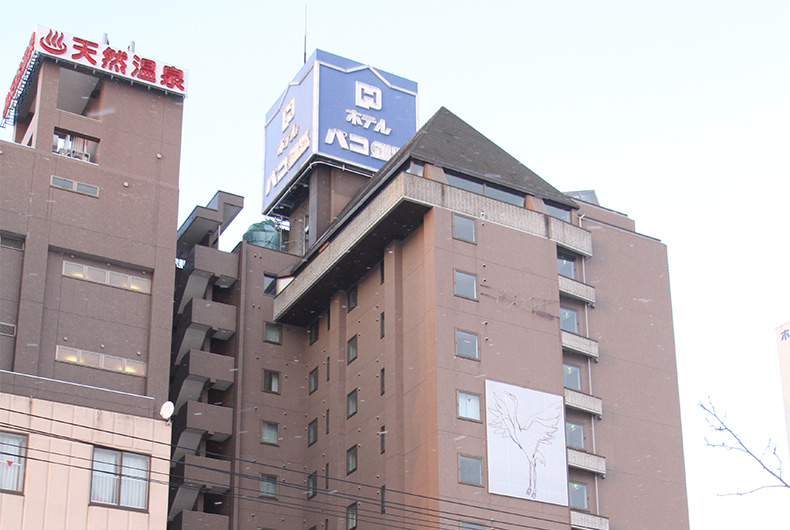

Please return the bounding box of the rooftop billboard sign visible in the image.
[3,26,188,125]
[263,50,418,214]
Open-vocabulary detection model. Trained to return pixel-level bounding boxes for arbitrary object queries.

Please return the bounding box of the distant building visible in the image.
[0,26,185,529]
[777,321,790,457]
[168,50,689,529]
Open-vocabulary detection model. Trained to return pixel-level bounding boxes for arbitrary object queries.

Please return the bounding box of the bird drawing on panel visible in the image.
[488,391,562,498]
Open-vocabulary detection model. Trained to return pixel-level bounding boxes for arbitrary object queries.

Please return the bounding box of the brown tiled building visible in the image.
[171,108,689,529]
[0,29,182,529]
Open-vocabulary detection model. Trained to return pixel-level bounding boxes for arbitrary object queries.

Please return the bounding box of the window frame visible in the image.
[346,335,358,364]
[90,447,150,510]
[309,367,319,394]
[380,368,385,395]
[458,454,483,486]
[380,425,386,454]
[560,307,579,333]
[264,322,283,344]
[563,364,582,391]
[346,502,358,529]
[263,274,277,295]
[261,420,279,446]
[347,389,358,419]
[455,329,480,360]
[0,431,26,493]
[557,254,576,279]
[566,422,585,450]
[307,472,318,499]
[454,269,478,300]
[308,418,318,447]
[309,319,319,345]
[262,369,280,394]
[346,445,358,475]
[457,390,482,422]
[452,213,476,243]
[347,286,358,312]
[259,474,278,499]
[569,481,588,510]
[380,311,385,339]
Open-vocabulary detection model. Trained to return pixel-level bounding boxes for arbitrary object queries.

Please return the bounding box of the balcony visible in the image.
[561,330,599,359]
[173,299,237,365]
[547,215,593,257]
[170,511,229,530]
[567,448,606,476]
[571,511,609,530]
[177,191,243,260]
[175,245,239,315]
[169,455,231,521]
[172,401,233,464]
[558,276,595,305]
[565,388,603,418]
[172,349,235,412]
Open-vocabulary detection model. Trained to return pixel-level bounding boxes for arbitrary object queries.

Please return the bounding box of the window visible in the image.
[445,170,524,206]
[261,421,279,445]
[380,311,385,338]
[346,502,358,529]
[569,482,588,509]
[405,160,424,176]
[380,368,386,395]
[91,448,149,509]
[263,370,280,394]
[455,329,479,359]
[50,175,99,197]
[380,425,386,454]
[566,422,585,449]
[347,286,358,312]
[347,389,358,418]
[347,335,358,364]
[307,472,317,499]
[454,270,477,300]
[62,260,151,294]
[380,260,385,284]
[327,356,331,381]
[264,322,282,344]
[308,419,318,446]
[453,214,476,243]
[0,432,26,492]
[309,319,319,345]
[53,128,99,163]
[546,203,572,223]
[381,485,386,513]
[326,409,330,434]
[461,524,485,530]
[557,255,575,279]
[55,345,146,377]
[57,67,103,118]
[563,364,582,390]
[459,455,482,485]
[457,391,481,421]
[560,308,578,333]
[260,474,277,498]
[0,235,24,250]
[346,445,358,474]
[263,274,276,295]
[325,463,330,488]
[309,367,319,394]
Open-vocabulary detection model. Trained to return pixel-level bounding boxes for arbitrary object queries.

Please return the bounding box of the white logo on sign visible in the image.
[281,97,295,132]
[355,81,382,110]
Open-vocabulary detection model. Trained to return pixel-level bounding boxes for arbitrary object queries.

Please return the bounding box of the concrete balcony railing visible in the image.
[173,299,237,365]
[172,349,235,412]
[571,511,610,530]
[175,245,239,315]
[547,216,593,257]
[170,511,229,530]
[558,275,595,305]
[568,448,606,476]
[565,388,603,418]
[561,330,599,359]
[172,401,233,464]
[168,455,231,521]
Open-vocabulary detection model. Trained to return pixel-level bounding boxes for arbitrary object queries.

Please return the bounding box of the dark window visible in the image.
[459,455,482,485]
[380,425,386,454]
[546,203,572,223]
[326,409,330,434]
[263,274,276,295]
[346,445,358,474]
[263,370,280,394]
[558,254,575,279]
[381,485,386,513]
[324,463,330,488]
[309,319,319,345]
[326,356,331,381]
[380,260,385,284]
[453,214,476,243]
[461,524,485,530]
[264,322,282,344]
[445,170,525,206]
[261,421,279,445]
[380,368,385,395]
[454,270,477,300]
[307,472,317,499]
[309,367,319,394]
[346,502,358,529]
[53,128,99,163]
[445,171,484,194]
[455,329,479,359]
[560,308,578,333]
[347,335,358,364]
[347,286,358,312]
[563,364,582,390]
[308,419,318,446]
[380,311,385,338]
[347,389,358,418]
[486,184,525,206]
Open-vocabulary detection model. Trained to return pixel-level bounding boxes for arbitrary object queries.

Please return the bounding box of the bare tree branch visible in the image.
[700,397,790,493]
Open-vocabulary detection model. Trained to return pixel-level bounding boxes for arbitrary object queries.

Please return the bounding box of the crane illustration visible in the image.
[488,391,562,498]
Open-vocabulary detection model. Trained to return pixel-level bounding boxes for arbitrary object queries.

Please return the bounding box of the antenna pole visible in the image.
[303,0,308,64]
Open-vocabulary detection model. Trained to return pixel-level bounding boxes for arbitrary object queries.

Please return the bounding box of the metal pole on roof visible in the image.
[303,0,308,64]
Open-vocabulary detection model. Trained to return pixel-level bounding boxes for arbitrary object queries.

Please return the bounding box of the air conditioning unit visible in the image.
[69,149,90,162]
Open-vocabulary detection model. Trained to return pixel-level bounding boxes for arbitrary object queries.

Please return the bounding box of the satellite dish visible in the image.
[159,401,175,421]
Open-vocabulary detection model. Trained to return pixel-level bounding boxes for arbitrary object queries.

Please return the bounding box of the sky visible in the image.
[1,1,789,527]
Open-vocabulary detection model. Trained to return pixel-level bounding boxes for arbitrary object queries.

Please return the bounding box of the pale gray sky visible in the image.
[2,2,788,527]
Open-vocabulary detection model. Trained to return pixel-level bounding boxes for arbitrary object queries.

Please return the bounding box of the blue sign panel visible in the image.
[263,50,418,213]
